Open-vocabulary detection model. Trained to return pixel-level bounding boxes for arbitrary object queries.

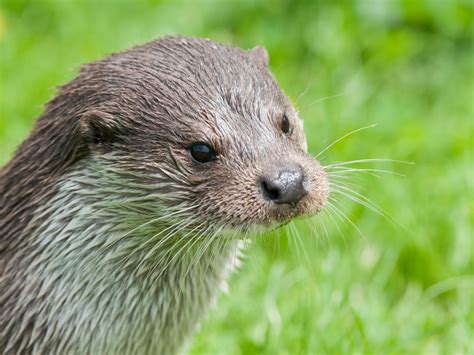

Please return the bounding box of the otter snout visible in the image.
[259,162,308,206]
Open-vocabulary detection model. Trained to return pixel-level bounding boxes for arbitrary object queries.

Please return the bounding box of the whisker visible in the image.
[323,203,347,245]
[316,124,377,158]
[329,177,365,191]
[330,181,402,229]
[192,225,225,273]
[327,167,405,177]
[181,225,215,280]
[303,217,320,246]
[185,225,223,279]
[326,199,367,241]
[317,211,332,248]
[204,227,236,276]
[325,158,414,168]
[330,183,387,218]
[295,81,313,104]
[324,203,348,247]
[119,215,198,269]
[287,223,302,265]
[302,93,345,109]
[328,166,406,176]
[289,222,312,271]
[151,221,209,282]
[101,205,196,252]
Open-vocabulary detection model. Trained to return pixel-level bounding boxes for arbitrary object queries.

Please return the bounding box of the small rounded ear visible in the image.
[79,110,121,145]
[250,45,269,67]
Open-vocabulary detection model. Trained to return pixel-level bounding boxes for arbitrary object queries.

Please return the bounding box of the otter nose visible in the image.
[259,163,307,206]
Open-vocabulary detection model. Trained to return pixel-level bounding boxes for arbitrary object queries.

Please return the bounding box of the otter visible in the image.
[0,36,329,354]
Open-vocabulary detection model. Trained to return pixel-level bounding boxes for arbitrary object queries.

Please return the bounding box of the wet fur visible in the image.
[0,36,328,354]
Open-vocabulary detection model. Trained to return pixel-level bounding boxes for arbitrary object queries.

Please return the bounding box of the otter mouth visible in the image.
[231,192,327,237]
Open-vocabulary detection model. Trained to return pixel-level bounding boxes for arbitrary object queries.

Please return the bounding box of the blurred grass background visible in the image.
[0,0,473,353]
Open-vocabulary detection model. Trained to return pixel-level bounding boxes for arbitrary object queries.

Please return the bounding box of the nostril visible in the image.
[259,163,307,206]
[260,179,280,201]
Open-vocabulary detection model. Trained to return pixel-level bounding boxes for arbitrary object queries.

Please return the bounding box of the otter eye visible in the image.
[189,143,216,163]
[281,114,292,135]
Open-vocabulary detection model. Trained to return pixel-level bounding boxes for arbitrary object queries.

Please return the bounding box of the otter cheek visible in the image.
[298,119,309,152]
[305,158,330,213]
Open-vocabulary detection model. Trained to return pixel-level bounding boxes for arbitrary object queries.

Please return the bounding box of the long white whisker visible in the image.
[329,177,365,191]
[287,223,302,264]
[323,202,347,245]
[152,221,208,282]
[327,199,367,240]
[192,225,225,274]
[184,225,220,279]
[325,158,414,168]
[303,93,344,109]
[295,81,313,104]
[290,222,312,270]
[330,183,387,218]
[179,225,212,280]
[101,205,196,252]
[120,215,198,270]
[327,166,406,177]
[316,124,377,158]
[318,211,332,248]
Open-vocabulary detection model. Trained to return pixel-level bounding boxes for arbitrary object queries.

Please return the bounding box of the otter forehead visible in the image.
[72,36,299,151]
[79,36,284,116]
[150,39,301,151]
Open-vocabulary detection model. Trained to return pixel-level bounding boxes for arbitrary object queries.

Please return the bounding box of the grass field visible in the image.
[0,1,473,353]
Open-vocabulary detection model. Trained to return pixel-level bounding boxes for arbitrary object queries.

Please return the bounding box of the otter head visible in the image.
[58,36,329,237]
[0,36,331,354]
[0,36,332,355]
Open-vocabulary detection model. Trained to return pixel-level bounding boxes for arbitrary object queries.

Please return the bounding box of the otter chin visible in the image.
[0,36,329,354]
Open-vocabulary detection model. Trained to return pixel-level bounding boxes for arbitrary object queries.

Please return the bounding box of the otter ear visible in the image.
[79,110,121,145]
[250,45,269,67]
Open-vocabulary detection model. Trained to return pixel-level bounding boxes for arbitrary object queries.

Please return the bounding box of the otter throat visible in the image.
[4,157,243,355]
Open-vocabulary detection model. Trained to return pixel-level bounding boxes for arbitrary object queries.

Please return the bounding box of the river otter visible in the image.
[0,36,329,354]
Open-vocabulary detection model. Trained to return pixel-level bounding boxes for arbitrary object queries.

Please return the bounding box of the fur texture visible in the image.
[0,36,328,354]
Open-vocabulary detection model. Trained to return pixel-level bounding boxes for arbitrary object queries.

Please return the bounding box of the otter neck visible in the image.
[6,158,244,355]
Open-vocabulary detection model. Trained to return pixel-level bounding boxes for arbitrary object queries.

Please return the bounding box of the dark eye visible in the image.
[281,114,292,135]
[189,143,217,163]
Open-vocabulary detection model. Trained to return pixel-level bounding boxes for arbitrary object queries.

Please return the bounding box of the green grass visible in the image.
[1,0,473,353]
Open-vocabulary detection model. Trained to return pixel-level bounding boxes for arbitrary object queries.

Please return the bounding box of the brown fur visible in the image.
[0,36,328,353]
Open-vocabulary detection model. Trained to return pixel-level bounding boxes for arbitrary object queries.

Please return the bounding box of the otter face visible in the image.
[177,97,329,229]
[161,42,329,230]
[75,36,328,233]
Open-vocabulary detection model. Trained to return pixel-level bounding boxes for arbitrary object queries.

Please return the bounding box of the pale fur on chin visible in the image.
[5,158,246,355]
